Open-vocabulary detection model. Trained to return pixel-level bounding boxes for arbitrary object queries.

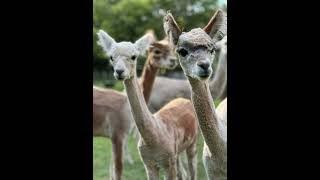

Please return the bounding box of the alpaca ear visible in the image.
[97,30,116,53]
[163,13,181,47]
[203,10,227,42]
[134,32,156,55]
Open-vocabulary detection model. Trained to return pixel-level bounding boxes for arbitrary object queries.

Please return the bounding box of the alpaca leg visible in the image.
[186,140,197,180]
[144,163,159,180]
[111,137,123,180]
[177,155,189,180]
[164,158,178,180]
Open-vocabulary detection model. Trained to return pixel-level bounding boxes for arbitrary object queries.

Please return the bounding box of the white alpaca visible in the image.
[97,30,198,180]
[94,31,182,180]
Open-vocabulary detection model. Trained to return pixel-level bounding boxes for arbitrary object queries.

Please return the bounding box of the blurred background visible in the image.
[93,0,227,89]
[93,0,226,179]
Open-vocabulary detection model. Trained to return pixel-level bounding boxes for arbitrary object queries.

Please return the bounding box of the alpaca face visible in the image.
[163,10,227,81]
[175,28,216,80]
[97,30,154,80]
[106,42,139,80]
[149,40,178,70]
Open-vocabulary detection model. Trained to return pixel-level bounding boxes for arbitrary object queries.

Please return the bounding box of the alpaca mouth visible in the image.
[115,75,125,81]
[199,74,210,79]
[198,71,211,79]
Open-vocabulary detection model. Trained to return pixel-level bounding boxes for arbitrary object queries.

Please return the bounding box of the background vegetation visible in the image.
[93,0,227,179]
[93,0,227,87]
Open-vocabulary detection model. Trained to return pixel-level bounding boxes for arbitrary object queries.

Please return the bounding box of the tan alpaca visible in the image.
[97,30,198,180]
[93,86,133,180]
[139,38,177,103]
[148,36,227,112]
[130,37,178,139]
[164,10,227,180]
[93,31,180,180]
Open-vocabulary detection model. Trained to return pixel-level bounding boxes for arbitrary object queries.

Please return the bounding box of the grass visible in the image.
[93,134,207,180]
[93,78,124,91]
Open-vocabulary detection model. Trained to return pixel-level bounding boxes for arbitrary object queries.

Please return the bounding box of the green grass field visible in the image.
[93,80,221,180]
[93,134,207,180]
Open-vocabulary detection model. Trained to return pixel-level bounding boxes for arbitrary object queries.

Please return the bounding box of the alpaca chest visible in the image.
[138,143,174,168]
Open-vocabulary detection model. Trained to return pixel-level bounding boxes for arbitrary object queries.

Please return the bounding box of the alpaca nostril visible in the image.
[115,69,124,76]
[197,62,210,71]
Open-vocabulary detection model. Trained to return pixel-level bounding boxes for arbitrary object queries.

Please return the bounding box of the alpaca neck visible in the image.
[139,54,159,103]
[188,77,227,159]
[209,52,227,100]
[124,75,156,144]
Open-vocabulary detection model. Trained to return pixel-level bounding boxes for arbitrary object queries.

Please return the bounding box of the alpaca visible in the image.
[139,37,178,103]
[93,86,133,180]
[148,36,227,112]
[208,36,227,101]
[97,30,198,180]
[93,31,179,180]
[164,10,227,179]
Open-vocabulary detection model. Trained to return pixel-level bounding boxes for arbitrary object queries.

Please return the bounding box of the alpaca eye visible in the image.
[154,50,161,54]
[131,55,136,60]
[210,49,215,54]
[109,56,113,61]
[177,48,188,57]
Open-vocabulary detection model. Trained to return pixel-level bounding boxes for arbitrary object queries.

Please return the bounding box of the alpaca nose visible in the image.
[115,69,124,76]
[197,61,210,71]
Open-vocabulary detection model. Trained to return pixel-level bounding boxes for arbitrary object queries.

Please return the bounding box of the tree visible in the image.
[93,0,222,75]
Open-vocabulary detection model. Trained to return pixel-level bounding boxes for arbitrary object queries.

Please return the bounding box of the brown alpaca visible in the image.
[139,38,177,103]
[130,37,178,139]
[97,30,198,180]
[164,10,227,179]
[93,31,179,180]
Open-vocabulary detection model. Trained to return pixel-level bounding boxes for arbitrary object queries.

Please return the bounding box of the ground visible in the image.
[93,134,207,180]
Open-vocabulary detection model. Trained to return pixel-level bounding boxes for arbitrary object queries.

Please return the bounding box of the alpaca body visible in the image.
[138,98,197,175]
[97,30,198,180]
[93,87,133,138]
[93,34,177,179]
[93,86,133,180]
[124,77,198,180]
[164,10,227,179]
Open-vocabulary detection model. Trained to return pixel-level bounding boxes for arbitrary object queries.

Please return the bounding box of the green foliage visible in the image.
[112,81,124,91]
[93,0,222,64]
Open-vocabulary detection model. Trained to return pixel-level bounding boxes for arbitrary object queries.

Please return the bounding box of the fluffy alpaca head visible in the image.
[163,10,227,81]
[97,30,155,80]
[148,38,178,69]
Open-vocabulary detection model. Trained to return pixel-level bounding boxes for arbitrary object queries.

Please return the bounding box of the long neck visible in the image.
[188,77,227,160]
[139,54,159,103]
[124,75,156,144]
[209,51,227,100]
